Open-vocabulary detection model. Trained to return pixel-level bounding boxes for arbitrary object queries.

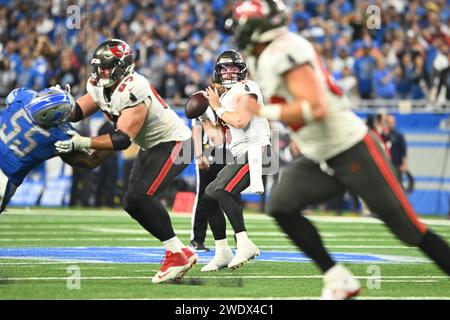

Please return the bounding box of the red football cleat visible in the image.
[183,246,199,266]
[152,250,192,284]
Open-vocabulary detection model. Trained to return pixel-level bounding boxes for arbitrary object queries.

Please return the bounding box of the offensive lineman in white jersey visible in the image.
[198,50,272,271]
[54,39,198,284]
[232,0,450,299]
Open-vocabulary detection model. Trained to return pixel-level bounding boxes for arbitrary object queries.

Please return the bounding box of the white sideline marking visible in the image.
[79,227,450,237]
[0,275,448,281]
[78,227,146,234]
[143,296,449,300]
[1,229,448,238]
[78,227,446,238]
[0,261,84,265]
[0,238,154,241]
[0,238,419,243]
[259,245,413,249]
[3,209,450,227]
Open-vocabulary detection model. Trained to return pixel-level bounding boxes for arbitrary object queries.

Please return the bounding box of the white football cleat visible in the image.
[201,247,234,272]
[320,264,362,300]
[227,240,260,269]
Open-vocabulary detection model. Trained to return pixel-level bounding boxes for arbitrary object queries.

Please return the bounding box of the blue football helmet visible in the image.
[26,88,75,128]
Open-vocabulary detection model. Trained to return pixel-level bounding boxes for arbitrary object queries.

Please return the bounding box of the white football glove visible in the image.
[55,130,91,154]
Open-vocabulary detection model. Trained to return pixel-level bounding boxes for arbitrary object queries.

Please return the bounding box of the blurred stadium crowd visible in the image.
[0,0,449,105]
[0,0,448,211]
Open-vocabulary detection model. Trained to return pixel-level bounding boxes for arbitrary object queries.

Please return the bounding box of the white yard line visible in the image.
[258,245,413,249]
[149,296,450,300]
[0,275,448,280]
[0,238,418,243]
[78,227,443,238]
[1,230,448,238]
[0,238,154,241]
[0,261,84,265]
[3,209,450,227]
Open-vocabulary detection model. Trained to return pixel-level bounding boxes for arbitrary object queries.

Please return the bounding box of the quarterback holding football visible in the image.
[197,50,272,271]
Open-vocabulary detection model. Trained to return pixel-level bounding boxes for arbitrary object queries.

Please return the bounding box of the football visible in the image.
[185,91,209,119]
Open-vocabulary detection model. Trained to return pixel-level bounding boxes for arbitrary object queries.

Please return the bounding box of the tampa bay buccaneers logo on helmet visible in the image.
[90,39,134,87]
[109,42,132,59]
[231,0,289,55]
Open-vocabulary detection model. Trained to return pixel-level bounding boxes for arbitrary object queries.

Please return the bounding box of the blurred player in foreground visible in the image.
[231,0,450,299]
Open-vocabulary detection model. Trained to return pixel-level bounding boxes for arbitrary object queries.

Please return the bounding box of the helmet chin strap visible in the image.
[96,63,135,87]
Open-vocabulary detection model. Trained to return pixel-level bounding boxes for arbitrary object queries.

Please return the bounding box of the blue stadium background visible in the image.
[1,107,449,216]
[0,0,449,215]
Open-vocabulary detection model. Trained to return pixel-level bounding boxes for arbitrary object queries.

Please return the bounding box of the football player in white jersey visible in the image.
[232,0,450,299]
[198,50,272,271]
[54,39,198,284]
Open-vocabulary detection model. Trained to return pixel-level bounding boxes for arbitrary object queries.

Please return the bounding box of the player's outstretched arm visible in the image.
[60,150,112,169]
[56,103,147,153]
[71,93,98,122]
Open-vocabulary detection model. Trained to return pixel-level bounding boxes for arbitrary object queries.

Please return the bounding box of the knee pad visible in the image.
[123,187,138,210]
[123,191,141,218]
[123,192,158,219]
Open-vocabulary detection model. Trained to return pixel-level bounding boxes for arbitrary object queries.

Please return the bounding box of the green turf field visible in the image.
[0,208,449,300]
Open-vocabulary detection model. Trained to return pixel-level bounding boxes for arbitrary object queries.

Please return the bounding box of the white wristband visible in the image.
[215,107,226,118]
[259,104,282,120]
[300,100,314,125]
[78,136,92,149]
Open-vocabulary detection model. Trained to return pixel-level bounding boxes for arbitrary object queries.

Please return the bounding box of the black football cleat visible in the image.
[190,240,210,252]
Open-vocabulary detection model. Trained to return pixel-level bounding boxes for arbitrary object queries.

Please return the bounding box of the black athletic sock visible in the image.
[272,211,335,273]
[192,197,209,243]
[214,189,246,234]
[123,193,175,241]
[418,230,450,275]
[203,194,227,240]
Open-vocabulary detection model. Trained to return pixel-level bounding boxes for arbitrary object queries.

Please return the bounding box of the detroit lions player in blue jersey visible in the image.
[0,87,110,213]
